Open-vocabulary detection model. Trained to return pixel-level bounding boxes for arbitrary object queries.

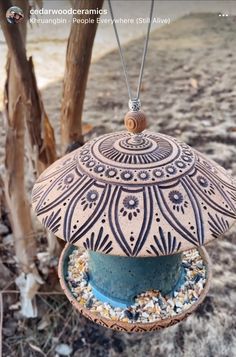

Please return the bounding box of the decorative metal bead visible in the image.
[124,110,147,134]
[128,98,141,112]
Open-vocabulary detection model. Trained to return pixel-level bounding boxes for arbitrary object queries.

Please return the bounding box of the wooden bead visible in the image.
[124,110,147,134]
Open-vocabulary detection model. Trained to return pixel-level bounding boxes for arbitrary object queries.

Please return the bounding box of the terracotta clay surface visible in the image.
[58,244,212,333]
[32,130,236,257]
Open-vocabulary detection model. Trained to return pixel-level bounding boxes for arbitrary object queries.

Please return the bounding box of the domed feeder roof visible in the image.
[32,130,236,257]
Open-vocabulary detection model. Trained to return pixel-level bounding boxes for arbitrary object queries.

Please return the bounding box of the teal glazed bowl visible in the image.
[58,244,212,332]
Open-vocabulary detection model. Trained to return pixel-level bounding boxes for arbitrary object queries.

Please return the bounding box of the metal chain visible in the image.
[108,0,154,108]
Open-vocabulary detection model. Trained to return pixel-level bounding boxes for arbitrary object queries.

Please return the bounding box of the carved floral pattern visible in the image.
[120,195,140,221]
[168,190,188,213]
[32,131,236,257]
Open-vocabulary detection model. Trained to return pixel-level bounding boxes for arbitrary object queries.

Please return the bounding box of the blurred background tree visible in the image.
[0,0,103,317]
[61,0,103,153]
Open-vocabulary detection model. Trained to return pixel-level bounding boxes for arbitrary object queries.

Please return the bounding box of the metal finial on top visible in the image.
[129,98,141,112]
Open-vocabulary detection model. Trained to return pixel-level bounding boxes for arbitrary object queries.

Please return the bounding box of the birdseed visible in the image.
[66,248,207,324]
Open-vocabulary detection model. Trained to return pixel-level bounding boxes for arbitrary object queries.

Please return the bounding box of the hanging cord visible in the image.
[136,0,154,100]
[108,0,154,107]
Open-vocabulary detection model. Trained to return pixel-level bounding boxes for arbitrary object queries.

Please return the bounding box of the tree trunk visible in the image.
[2,1,44,317]
[0,0,57,176]
[61,0,104,153]
[2,0,37,274]
[0,0,61,259]
[1,0,55,316]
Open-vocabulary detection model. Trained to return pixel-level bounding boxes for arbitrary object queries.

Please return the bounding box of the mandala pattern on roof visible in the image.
[78,131,196,185]
[32,131,236,257]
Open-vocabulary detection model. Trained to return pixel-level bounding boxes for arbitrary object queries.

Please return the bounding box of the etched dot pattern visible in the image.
[78,131,195,185]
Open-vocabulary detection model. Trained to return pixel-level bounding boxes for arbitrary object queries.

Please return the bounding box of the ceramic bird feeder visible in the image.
[31,109,236,332]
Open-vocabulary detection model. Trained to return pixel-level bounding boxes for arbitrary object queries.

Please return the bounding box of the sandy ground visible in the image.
[1,9,236,357]
[1,1,236,97]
